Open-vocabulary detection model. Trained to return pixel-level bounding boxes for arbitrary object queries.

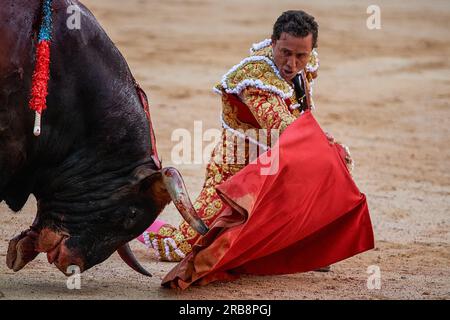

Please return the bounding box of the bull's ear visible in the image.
[132,167,171,212]
[132,166,156,184]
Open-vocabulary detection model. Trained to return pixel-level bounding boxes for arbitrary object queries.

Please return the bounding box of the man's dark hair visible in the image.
[272,10,319,48]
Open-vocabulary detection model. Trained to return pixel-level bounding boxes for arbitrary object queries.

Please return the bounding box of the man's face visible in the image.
[272,32,314,82]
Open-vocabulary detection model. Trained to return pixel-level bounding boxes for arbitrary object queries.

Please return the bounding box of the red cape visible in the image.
[162,111,374,289]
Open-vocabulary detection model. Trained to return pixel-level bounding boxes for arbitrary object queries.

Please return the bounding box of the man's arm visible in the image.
[238,87,297,133]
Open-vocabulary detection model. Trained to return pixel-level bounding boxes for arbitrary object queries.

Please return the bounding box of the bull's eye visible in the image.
[124,207,140,230]
[129,207,138,219]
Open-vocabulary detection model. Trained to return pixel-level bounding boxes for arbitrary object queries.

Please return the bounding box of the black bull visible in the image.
[0,0,207,276]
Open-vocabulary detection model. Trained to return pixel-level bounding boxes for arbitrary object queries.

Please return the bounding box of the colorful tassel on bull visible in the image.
[29,0,53,137]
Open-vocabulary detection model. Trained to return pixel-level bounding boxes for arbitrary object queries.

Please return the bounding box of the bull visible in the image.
[0,0,207,276]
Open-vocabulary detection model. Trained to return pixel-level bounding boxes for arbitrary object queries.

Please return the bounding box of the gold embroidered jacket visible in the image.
[149,39,320,261]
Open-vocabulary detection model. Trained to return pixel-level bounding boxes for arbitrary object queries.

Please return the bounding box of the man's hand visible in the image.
[325,131,335,145]
[342,144,354,172]
[325,131,354,172]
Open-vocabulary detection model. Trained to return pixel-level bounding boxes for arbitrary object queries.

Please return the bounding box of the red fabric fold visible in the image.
[162,111,374,289]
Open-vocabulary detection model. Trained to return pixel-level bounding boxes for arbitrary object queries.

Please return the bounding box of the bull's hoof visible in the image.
[6,229,40,272]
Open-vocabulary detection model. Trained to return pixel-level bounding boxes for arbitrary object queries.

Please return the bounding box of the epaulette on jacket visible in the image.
[214,39,293,100]
[214,39,319,101]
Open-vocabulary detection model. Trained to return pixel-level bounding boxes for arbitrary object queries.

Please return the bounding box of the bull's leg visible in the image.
[0,101,29,211]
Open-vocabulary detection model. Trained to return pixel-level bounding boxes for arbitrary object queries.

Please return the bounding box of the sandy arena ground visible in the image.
[1,0,449,300]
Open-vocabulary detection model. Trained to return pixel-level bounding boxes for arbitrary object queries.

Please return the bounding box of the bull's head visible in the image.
[6,165,208,276]
[1,0,208,278]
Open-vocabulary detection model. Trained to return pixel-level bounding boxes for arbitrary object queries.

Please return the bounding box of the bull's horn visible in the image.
[161,167,209,235]
[117,243,152,277]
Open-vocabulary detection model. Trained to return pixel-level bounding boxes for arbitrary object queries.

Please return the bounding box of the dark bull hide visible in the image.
[0,0,207,276]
